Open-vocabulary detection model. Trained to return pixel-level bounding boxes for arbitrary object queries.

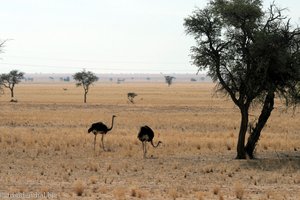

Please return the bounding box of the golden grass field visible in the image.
[0,82,299,199]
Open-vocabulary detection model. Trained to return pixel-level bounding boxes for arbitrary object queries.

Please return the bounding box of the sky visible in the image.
[0,0,299,74]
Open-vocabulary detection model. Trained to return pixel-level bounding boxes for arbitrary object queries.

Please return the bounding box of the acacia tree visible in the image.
[0,70,25,99]
[184,0,300,159]
[73,70,98,103]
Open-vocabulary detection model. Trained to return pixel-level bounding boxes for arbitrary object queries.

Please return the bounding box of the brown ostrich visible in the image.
[137,125,162,158]
[88,115,116,151]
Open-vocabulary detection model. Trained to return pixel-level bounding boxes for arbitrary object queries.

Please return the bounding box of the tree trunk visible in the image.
[10,87,14,98]
[236,107,249,159]
[83,86,89,103]
[245,91,275,158]
[84,91,87,103]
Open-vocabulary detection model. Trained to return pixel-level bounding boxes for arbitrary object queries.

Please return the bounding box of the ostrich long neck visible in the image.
[107,116,115,131]
[151,140,161,148]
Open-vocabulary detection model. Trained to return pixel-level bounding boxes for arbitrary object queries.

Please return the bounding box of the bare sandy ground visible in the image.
[0,83,299,199]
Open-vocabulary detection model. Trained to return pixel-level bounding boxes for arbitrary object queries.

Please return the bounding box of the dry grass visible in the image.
[113,187,126,200]
[130,188,147,198]
[213,186,220,195]
[234,182,245,199]
[73,180,85,196]
[168,188,179,200]
[0,82,299,199]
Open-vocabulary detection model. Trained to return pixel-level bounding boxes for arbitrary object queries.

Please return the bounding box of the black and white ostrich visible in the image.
[88,115,116,151]
[137,125,162,158]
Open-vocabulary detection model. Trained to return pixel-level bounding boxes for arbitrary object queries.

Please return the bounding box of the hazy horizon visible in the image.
[21,72,211,83]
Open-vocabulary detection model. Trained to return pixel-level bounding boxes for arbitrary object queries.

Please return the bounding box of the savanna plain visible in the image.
[0,82,299,200]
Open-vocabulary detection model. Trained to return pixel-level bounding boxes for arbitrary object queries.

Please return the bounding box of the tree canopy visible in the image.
[184,0,300,159]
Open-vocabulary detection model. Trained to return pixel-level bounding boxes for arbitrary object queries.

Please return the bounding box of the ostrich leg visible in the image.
[94,134,97,151]
[101,134,106,151]
[142,142,145,158]
[144,142,147,158]
[142,142,146,158]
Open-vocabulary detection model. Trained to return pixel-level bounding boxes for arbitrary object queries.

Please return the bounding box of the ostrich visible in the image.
[127,92,137,104]
[88,115,116,151]
[137,125,162,158]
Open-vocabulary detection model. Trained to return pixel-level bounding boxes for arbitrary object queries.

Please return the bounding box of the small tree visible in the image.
[164,76,175,86]
[73,70,98,103]
[0,70,24,99]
